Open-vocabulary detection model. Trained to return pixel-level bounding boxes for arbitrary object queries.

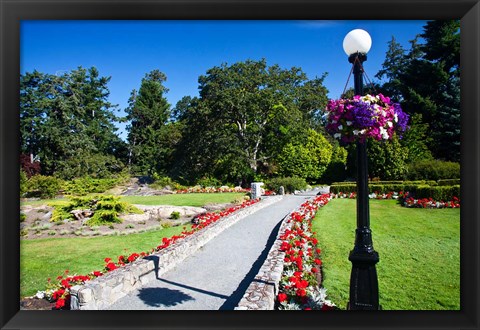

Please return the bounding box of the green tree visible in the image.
[176,59,329,185]
[20,67,126,179]
[277,129,333,181]
[368,136,409,180]
[126,70,171,175]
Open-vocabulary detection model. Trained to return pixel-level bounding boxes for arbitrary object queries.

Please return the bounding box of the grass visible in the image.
[120,193,247,207]
[312,199,460,310]
[20,225,192,298]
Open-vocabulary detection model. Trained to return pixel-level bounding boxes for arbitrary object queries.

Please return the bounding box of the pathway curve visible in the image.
[107,188,327,310]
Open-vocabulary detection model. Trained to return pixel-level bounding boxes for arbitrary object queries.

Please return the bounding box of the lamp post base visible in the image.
[347,249,380,310]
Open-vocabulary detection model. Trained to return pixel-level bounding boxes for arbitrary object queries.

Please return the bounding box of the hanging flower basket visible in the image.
[325,94,409,144]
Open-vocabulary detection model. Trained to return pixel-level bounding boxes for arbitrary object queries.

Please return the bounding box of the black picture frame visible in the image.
[1,0,479,329]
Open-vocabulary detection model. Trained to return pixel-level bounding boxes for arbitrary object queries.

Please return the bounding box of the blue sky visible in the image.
[21,20,427,139]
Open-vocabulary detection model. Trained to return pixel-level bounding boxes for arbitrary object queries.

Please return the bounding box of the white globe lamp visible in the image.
[343,29,372,56]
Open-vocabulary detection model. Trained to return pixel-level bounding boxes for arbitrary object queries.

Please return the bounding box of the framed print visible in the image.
[1,0,479,329]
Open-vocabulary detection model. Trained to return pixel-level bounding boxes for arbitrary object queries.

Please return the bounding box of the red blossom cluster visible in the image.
[175,187,251,194]
[277,194,336,310]
[402,195,460,208]
[43,198,261,309]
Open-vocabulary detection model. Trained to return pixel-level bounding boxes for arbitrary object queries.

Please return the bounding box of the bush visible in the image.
[151,174,186,190]
[196,176,222,188]
[408,185,460,201]
[26,175,63,199]
[64,176,120,196]
[266,177,308,194]
[407,160,460,181]
[50,195,142,226]
[437,179,461,186]
[20,170,28,197]
[170,211,181,220]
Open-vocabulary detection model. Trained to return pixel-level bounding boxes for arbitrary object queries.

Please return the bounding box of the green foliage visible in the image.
[64,176,121,196]
[20,170,28,197]
[265,177,308,194]
[20,213,26,222]
[50,195,142,226]
[20,67,126,178]
[437,179,460,186]
[375,20,460,162]
[400,113,434,163]
[56,152,125,181]
[409,185,460,201]
[173,59,329,186]
[196,176,223,188]
[367,136,409,180]
[126,70,172,176]
[277,129,333,181]
[321,144,348,184]
[407,160,460,180]
[26,175,63,199]
[170,211,181,220]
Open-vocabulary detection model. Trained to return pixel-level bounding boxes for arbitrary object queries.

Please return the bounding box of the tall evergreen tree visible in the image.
[20,67,125,179]
[126,70,171,175]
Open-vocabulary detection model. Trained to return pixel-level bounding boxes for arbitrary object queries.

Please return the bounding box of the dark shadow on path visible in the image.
[218,218,284,310]
[157,278,229,300]
[137,287,194,307]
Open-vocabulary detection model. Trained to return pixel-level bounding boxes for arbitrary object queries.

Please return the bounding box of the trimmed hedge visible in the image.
[265,177,308,194]
[329,183,460,201]
[407,160,460,180]
[437,179,461,186]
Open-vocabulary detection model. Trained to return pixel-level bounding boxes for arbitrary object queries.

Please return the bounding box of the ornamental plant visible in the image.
[277,194,336,310]
[325,94,409,144]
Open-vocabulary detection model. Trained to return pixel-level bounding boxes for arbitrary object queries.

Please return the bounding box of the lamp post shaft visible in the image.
[347,53,380,310]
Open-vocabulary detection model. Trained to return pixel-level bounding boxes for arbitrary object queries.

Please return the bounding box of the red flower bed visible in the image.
[277,194,336,310]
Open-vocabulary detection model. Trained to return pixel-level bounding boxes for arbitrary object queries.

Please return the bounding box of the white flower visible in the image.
[333,133,341,139]
[394,113,398,122]
[353,130,359,135]
[337,124,343,130]
[387,121,393,127]
[35,291,45,299]
[346,121,352,126]
[380,127,389,139]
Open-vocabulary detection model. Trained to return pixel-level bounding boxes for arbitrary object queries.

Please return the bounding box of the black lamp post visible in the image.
[343,29,380,310]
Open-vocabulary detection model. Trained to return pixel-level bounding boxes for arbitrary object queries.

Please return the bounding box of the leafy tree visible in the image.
[126,70,171,175]
[175,59,329,185]
[400,113,433,163]
[277,129,333,181]
[367,136,409,180]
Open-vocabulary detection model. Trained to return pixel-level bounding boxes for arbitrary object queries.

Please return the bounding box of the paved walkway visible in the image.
[107,189,326,310]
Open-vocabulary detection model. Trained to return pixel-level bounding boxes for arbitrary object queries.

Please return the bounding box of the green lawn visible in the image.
[20,225,191,298]
[312,199,460,310]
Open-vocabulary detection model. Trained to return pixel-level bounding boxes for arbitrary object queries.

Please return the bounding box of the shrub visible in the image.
[437,179,461,186]
[196,176,222,188]
[50,195,142,226]
[170,211,181,220]
[407,160,460,181]
[151,174,186,190]
[20,213,26,222]
[20,170,28,197]
[266,177,308,194]
[64,176,120,196]
[26,175,63,199]
[408,185,460,201]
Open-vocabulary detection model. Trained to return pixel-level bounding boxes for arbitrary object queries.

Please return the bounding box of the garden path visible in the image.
[107,188,326,310]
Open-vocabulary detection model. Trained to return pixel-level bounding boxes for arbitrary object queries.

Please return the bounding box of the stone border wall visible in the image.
[70,196,283,310]
[234,208,295,310]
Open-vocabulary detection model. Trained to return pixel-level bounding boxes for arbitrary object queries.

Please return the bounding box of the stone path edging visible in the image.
[69,196,283,310]
[234,203,297,310]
